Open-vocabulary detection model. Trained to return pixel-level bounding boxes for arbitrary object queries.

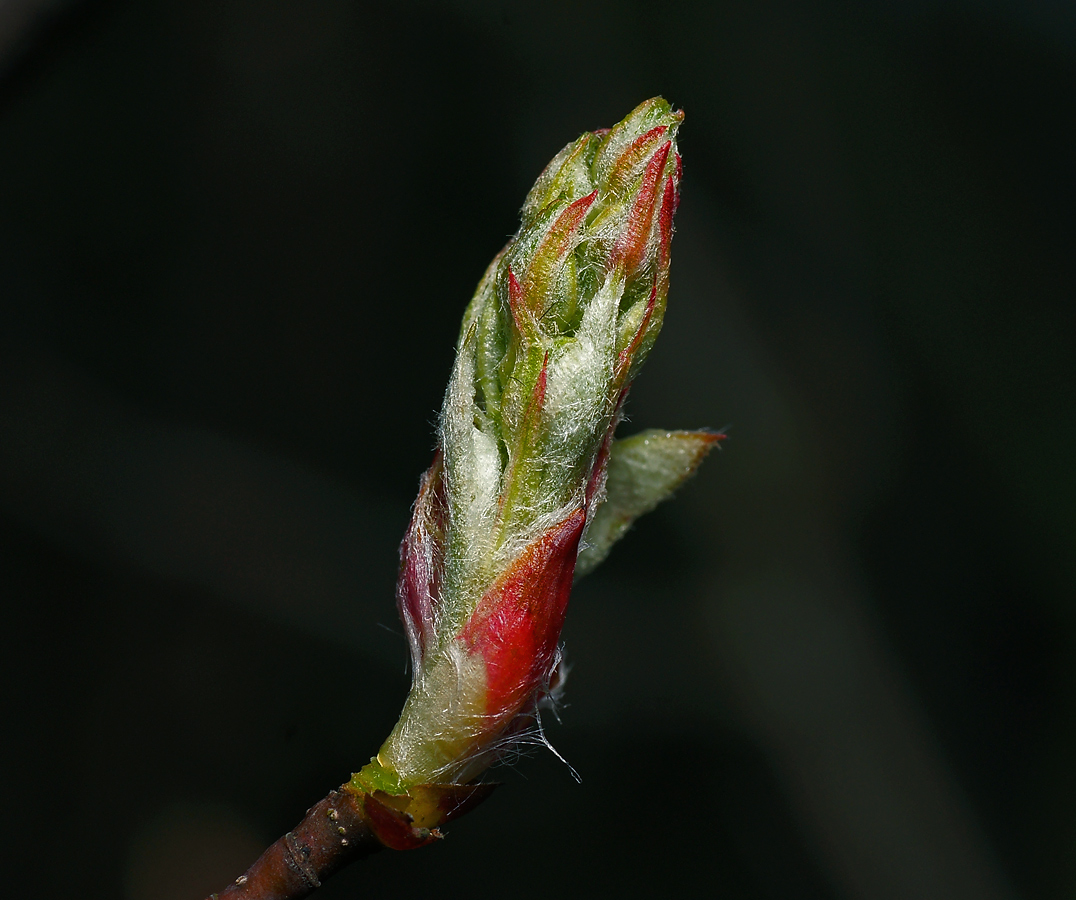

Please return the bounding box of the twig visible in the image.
[209,786,380,900]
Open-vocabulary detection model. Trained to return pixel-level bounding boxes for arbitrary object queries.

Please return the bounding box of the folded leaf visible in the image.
[575,429,722,578]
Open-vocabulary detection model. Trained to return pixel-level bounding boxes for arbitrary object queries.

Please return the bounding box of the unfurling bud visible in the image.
[351,99,719,832]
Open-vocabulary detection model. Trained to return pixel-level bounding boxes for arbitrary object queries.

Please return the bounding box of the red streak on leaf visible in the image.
[507,267,524,329]
[615,277,658,384]
[605,125,668,198]
[459,508,586,720]
[585,384,629,509]
[506,265,539,342]
[585,435,613,511]
[515,352,549,451]
[609,140,672,275]
[396,451,446,665]
[658,174,676,271]
[516,351,550,456]
[523,190,597,311]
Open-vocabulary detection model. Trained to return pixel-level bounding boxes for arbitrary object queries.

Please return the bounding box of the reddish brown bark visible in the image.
[208,781,497,899]
[208,786,380,900]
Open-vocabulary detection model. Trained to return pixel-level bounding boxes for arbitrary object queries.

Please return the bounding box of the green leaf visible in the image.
[575,429,721,578]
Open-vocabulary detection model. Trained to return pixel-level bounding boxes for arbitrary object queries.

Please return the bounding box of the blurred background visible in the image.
[2,1,1073,897]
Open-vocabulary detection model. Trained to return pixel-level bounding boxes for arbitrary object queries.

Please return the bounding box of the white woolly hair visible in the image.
[381,102,682,786]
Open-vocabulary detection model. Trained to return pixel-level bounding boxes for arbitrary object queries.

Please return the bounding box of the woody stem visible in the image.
[207,785,381,900]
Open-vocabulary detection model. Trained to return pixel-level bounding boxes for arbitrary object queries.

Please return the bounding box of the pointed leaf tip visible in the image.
[575,429,721,578]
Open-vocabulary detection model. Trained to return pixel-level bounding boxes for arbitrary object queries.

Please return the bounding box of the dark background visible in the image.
[2,1,1073,898]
